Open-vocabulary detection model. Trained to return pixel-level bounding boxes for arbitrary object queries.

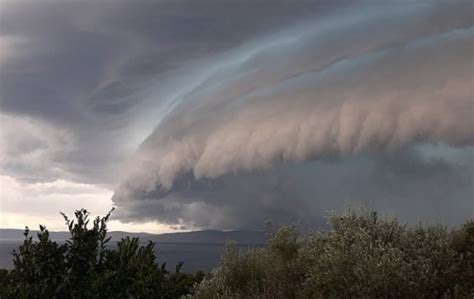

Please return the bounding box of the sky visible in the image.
[0,0,472,233]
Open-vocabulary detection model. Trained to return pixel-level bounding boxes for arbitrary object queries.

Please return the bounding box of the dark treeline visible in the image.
[0,208,472,298]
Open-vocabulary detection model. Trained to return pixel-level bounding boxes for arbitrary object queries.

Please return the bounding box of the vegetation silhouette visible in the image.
[0,208,472,298]
[0,209,204,299]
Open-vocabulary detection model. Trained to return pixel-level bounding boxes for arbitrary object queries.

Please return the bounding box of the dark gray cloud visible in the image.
[0,0,335,185]
[113,0,474,229]
[114,144,474,229]
[1,0,472,230]
[0,0,335,119]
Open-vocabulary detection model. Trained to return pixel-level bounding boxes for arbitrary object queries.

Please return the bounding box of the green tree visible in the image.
[0,209,203,299]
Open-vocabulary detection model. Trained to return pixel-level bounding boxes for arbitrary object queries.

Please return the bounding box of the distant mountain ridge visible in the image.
[0,228,266,245]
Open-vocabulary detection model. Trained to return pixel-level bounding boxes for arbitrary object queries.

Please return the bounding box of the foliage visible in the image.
[0,209,203,299]
[1,207,472,298]
[194,209,474,298]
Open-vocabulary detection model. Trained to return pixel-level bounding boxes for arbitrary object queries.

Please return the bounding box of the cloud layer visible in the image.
[1,0,324,186]
[113,1,474,229]
[0,0,472,231]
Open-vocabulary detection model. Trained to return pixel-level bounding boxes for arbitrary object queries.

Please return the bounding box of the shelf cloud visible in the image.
[1,0,472,230]
[112,1,474,229]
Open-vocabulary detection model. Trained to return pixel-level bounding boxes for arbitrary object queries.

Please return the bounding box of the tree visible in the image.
[0,209,203,299]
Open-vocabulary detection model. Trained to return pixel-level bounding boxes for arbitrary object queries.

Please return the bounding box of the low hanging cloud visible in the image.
[113,1,474,229]
[115,146,473,229]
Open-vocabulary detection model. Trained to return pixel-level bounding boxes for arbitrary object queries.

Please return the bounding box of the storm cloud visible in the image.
[0,0,328,185]
[1,0,472,231]
[113,1,473,229]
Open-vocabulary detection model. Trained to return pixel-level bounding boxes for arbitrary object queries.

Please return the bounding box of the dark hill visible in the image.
[0,228,266,245]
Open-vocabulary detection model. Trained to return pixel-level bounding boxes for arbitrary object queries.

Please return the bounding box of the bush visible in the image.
[194,209,474,298]
[0,209,203,299]
[2,207,472,298]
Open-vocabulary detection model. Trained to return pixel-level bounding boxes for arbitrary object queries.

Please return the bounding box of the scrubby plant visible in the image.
[0,209,204,299]
[194,208,474,298]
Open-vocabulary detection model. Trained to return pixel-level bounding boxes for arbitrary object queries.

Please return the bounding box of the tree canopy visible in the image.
[0,209,203,299]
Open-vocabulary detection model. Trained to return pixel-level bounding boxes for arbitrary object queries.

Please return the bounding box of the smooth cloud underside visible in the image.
[113,2,474,229]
